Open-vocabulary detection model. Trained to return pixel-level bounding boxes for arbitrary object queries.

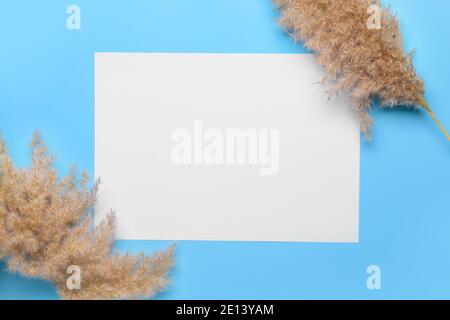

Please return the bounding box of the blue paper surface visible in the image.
[0,0,449,299]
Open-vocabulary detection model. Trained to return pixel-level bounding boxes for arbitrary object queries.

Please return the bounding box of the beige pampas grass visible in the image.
[275,0,449,140]
[0,132,174,299]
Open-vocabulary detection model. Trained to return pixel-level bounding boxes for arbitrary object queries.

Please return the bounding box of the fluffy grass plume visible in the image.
[0,132,174,299]
[275,0,449,140]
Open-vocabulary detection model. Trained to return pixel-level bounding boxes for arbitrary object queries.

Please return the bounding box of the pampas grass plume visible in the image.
[0,132,174,299]
[275,0,449,140]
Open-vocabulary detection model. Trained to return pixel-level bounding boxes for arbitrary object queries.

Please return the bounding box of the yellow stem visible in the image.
[418,97,450,141]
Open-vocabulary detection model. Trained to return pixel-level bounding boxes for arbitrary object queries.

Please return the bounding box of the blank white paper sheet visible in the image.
[95,53,360,242]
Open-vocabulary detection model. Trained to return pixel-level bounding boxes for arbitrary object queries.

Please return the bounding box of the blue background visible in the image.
[1,0,449,299]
